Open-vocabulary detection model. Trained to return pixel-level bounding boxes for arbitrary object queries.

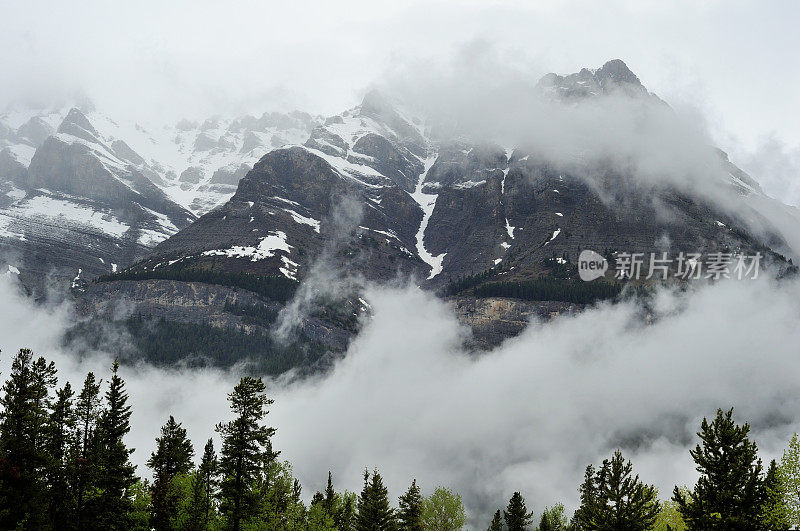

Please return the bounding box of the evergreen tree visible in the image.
[74,371,102,528]
[148,415,194,529]
[324,471,337,516]
[674,408,766,530]
[487,509,503,531]
[504,492,534,531]
[45,381,76,526]
[398,479,424,531]
[0,349,55,528]
[338,492,357,531]
[761,459,790,530]
[94,359,138,529]
[573,450,660,531]
[185,438,219,530]
[356,469,397,531]
[216,376,277,531]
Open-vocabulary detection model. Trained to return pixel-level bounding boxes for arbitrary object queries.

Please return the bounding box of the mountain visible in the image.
[0,103,320,292]
[7,59,800,368]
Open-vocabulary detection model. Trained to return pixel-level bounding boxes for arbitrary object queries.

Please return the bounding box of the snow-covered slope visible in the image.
[0,103,322,288]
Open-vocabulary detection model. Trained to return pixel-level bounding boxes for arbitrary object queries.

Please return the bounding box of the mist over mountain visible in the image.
[1,3,799,528]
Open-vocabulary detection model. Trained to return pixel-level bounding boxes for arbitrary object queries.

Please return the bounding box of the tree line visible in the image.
[2,347,800,530]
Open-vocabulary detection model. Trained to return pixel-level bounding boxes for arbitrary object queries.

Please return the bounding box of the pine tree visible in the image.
[0,349,55,529]
[185,438,219,530]
[761,459,790,530]
[324,471,337,516]
[504,492,534,531]
[216,376,277,531]
[573,450,660,531]
[397,479,424,531]
[338,492,357,531]
[356,469,397,531]
[487,509,503,531]
[45,381,76,526]
[74,371,102,528]
[94,359,138,529]
[674,408,766,530]
[148,415,194,529]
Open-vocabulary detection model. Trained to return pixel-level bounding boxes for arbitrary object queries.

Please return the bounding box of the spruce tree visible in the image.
[216,376,277,531]
[148,415,194,529]
[573,450,660,531]
[324,471,337,516]
[0,349,55,528]
[74,371,102,528]
[356,469,397,531]
[504,492,534,531]
[185,438,219,530]
[45,381,76,526]
[94,359,138,529]
[674,408,766,530]
[487,509,503,531]
[397,479,424,531]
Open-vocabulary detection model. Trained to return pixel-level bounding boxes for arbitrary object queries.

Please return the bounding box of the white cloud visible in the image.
[3,272,800,525]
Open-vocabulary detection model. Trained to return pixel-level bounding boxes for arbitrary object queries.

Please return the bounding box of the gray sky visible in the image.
[1,0,797,144]
[1,0,799,202]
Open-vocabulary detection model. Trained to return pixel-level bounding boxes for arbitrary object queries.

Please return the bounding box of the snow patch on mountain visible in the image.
[411,155,446,279]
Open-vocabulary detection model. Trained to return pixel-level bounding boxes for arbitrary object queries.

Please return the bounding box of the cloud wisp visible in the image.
[3,271,800,525]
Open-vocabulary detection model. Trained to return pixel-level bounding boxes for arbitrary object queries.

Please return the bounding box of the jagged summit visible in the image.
[537,59,648,99]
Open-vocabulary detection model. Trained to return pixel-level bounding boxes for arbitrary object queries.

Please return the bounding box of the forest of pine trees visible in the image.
[1,347,799,530]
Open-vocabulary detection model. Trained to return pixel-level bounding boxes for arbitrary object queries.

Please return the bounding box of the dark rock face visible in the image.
[79,279,352,350]
[149,147,425,283]
[449,297,582,348]
[17,117,54,147]
[350,133,422,192]
[209,163,251,185]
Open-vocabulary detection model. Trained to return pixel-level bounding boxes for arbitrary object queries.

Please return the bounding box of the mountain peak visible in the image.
[595,59,642,87]
[57,107,100,141]
[537,59,648,99]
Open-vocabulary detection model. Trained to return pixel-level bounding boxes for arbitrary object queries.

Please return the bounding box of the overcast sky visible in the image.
[1,0,798,198]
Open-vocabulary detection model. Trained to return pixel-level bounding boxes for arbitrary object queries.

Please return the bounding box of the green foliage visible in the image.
[148,415,195,529]
[66,315,329,376]
[779,432,800,526]
[761,459,790,530]
[93,359,138,530]
[487,509,503,531]
[421,486,466,531]
[473,279,621,304]
[97,267,298,303]
[654,496,686,531]
[573,450,660,531]
[217,377,278,530]
[504,491,534,531]
[537,503,568,531]
[130,478,153,531]
[397,479,424,531]
[0,349,56,528]
[356,469,397,531]
[673,408,766,530]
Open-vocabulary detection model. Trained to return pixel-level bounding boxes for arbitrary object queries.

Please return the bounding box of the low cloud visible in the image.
[3,271,800,525]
